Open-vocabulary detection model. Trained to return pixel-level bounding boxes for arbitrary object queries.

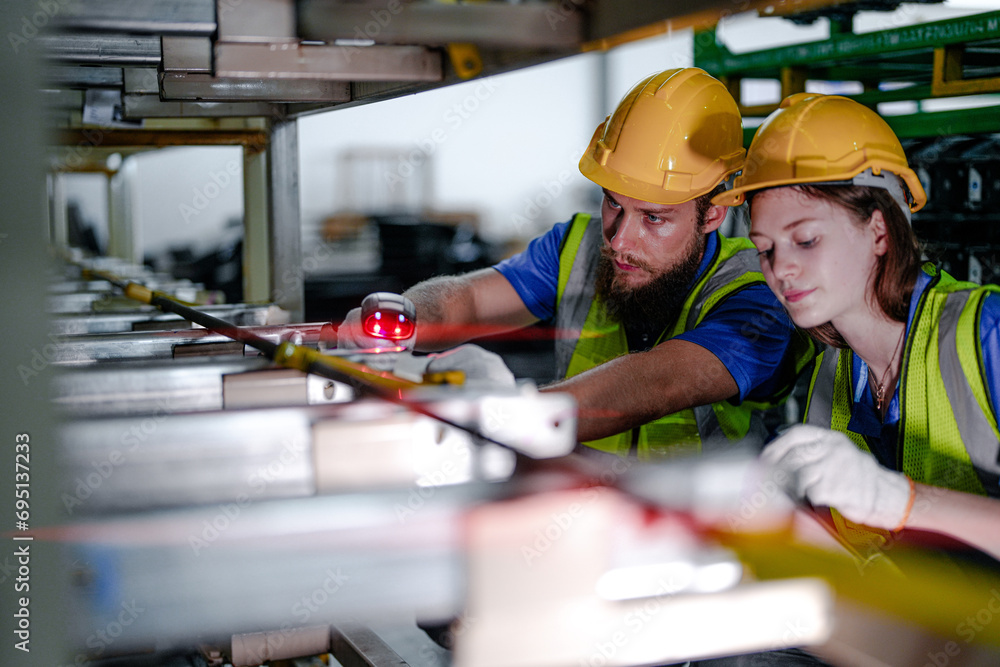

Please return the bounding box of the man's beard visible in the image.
[594,230,706,335]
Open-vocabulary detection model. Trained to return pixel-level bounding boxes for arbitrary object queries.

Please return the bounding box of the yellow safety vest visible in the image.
[555,213,810,459]
[804,264,1000,553]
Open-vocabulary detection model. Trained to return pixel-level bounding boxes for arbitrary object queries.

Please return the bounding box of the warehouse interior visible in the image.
[3,0,1000,665]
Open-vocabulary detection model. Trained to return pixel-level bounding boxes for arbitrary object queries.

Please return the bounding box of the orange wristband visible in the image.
[892,476,916,532]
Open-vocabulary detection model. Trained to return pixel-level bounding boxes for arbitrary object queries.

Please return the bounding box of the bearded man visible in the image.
[338,68,813,458]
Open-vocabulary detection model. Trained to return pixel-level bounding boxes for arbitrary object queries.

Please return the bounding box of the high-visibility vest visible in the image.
[555,213,809,459]
[804,264,1000,553]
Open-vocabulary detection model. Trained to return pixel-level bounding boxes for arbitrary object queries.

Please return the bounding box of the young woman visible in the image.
[713,93,1000,561]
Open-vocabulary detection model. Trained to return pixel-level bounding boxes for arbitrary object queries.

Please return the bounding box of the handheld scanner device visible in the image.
[361,292,416,341]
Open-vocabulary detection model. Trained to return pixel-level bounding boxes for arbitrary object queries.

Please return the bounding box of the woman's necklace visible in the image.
[869,325,906,413]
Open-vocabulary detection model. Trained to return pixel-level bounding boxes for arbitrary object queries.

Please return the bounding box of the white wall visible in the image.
[298,30,703,244]
[298,53,604,245]
[135,146,244,258]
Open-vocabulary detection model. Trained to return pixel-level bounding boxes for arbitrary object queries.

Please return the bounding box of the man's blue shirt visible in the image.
[493,217,801,403]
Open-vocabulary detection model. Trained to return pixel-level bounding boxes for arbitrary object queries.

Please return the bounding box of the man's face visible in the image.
[598,189,708,290]
[595,188,719,330]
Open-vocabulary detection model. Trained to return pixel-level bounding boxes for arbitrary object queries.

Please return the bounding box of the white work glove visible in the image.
[425,344,516,390]
[336,299,416,351]
[761,424,913,531]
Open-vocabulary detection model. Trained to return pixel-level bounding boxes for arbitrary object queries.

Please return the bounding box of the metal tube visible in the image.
[78,267,539,454]
[47,323,333,364]
[232,625,332,667]
[38,34,161,65]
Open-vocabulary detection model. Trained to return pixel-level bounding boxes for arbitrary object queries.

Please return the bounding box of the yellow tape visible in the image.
[273,341,313,372]
[423,370,466,386]
[124,282,154,304]
[718,530,1000,646]
[274,342,424,392]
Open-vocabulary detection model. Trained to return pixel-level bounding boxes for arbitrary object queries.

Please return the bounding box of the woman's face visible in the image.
[749,187,887,331]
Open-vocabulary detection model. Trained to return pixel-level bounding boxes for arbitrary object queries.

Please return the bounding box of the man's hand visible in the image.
[761,424,913,530]
[426,344,516,389]
[336,293,417,351]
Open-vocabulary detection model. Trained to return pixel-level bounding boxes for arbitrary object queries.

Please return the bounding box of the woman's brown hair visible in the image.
[750,183,923,348]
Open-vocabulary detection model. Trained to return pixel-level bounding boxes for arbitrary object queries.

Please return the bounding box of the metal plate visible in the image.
[161,35,212,71]
[217,0,295,41]
[50,303,278,334]
[53,355,271,416]
[297,0,582,49]
[62,489,472,651]
[38,33,161,65]
[223,366,354,409]
[123,93,281,118]
[59,405,319,513]
[215,42,443,82]
[47,323,331,364]
[51,0,216,35]
[161,71,351,102]
[45,64,124,88]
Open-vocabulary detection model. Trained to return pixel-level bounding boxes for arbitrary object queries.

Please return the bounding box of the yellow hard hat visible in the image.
[579,67,745,205]
[714,92,926,214]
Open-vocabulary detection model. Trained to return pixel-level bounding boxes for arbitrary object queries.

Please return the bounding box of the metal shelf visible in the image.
[695,8,1000,138]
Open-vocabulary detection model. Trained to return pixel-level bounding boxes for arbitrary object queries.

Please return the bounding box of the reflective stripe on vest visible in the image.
[938,289,1000,493]
[804,267,1000,496]
[554,213,769,459]
[555,213,600,379]
[804,347,898,560]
